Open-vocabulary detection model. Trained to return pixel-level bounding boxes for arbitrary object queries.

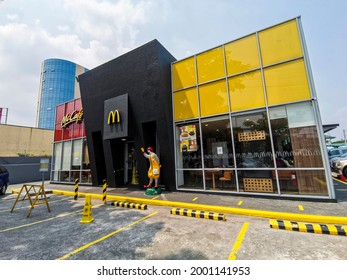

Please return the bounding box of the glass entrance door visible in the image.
[124,142,138,185]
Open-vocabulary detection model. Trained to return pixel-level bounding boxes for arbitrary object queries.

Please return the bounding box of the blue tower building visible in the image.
[36,58,88,129]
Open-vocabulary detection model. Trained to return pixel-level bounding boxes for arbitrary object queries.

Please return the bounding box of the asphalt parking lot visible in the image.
[1,179,347,260]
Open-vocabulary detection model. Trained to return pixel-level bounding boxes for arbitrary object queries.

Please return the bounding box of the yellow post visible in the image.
[80,195,94,224]
[131,161,139,185]
[74,178,79,200]
[102,179,107,204]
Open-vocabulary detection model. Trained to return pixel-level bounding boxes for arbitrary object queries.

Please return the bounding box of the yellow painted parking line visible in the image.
[0,209,83,233]
[237,201,243,206]
[192,197,198,202]
[1,195,20,201]
[151,196,159,200]
[228,222,249,260]
[92,203,104,209]
[298,205,304,211]
[0,196,72,214]
[57,211,159,260]
[0,203,103,233]
[333,178,347,185]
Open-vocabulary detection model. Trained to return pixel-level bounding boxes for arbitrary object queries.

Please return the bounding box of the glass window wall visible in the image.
[174,103,327,196]
[232,111,273,168]
[172,57,196,91]
[258,19,303,66]
[199,80,229,117]
[72,140,82,170]
[173,88,199,121]
[82,139,92,183]
[175,122,203,190]
[52,142,62,181]
[201,116,233,168]
[225,34,260,76]
[172,17,331,199]
[51,139,91,184]
[197,47,225,84]
[269,103,325,195]
[176,122,202,169]
[264,59,311,105]
[228,70,265,112]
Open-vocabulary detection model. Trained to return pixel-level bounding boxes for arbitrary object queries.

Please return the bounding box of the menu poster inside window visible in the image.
[179,125,197,152]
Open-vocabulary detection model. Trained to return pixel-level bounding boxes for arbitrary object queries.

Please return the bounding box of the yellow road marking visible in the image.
[92,203,104,209]
[333,178,347,185]
[0,209,82,233]
[192,197,198,202]
[228,222,249,260]
[57,211,159,260]
[337,189,347,191]
[1,203,103,233]
[298,205,304,211]
[0,197,71,213]
[1,195,20,201]
[151,196,159,200]
[237,201,243,206]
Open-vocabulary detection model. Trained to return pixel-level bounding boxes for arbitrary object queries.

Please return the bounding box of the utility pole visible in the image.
[344,129,347,145]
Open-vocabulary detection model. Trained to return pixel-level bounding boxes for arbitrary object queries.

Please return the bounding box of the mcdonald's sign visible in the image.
[61,108,84,128]
[104,94,128,140]
[107,110,121,125]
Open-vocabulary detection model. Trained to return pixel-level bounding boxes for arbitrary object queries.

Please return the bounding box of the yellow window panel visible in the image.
[172,57,196,91]
[228,70,265,111]
[225,34,260,76]
[264,59,311,105]
[173,88,199,121]
[199,80,228,117]
[259,19,303,66]
[197,47,225,84]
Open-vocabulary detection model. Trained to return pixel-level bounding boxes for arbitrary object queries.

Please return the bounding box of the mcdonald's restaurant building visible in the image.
[51,17,335,201]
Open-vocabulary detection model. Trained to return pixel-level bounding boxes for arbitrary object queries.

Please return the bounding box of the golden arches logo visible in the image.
[107,110,121,124]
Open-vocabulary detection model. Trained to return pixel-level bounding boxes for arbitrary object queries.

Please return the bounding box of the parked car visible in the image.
[330,154,347,178]
[0,165,9,195]
[330,155,344,171]
[327,146,347,160]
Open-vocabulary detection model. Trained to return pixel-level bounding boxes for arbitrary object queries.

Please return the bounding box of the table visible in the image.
[206,169,222,189]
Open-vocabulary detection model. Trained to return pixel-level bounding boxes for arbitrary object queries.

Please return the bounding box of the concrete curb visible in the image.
[111,201,147,210]
[170,207,226,221]
[270,219,347,236]
[52,190,347,225]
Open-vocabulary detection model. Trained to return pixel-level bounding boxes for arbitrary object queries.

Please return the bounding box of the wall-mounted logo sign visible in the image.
[103,94,128,140]
[61,109,84,128]
[107,109,121,125]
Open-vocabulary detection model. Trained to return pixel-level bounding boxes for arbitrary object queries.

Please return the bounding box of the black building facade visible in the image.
[79,40,176,190]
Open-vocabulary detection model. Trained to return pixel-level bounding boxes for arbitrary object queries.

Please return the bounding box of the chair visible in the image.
[204,171,213,187]
[219,171,232,188]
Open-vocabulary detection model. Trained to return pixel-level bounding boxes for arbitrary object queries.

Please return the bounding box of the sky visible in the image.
[0,0,346,140]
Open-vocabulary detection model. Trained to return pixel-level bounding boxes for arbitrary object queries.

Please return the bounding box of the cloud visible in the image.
[6,14,18,20]
[62,0,150,54]
[0,0,155,126]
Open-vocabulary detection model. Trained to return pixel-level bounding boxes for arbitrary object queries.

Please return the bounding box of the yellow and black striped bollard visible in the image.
[102,179,107,204]
[74,178,79,200]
